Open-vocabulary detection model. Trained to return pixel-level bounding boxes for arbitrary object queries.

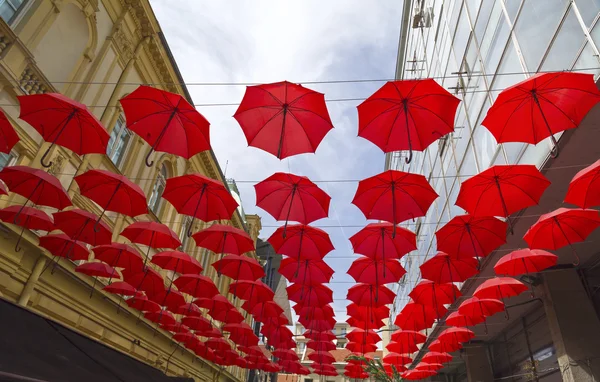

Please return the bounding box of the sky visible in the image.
[151,1,403,322]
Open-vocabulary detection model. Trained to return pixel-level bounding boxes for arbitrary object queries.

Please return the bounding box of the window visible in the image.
[0,151,16,170]
[148,164,167,215]
[0,0,26,24]
[107,117,132,169]
[179,216,192,251]
[341,326,346,335]
[541,8,586,71]
[298,342,306,352]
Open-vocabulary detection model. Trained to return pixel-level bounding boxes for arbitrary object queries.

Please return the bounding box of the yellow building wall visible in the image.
[0,1,262,381]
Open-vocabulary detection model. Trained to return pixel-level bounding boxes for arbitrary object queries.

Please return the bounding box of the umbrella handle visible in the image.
[145,148,155,167]
[14,224,26,253]
[533,92,560,159]
[146,110,177,168]
[549,135,559,158]
[40,143,55,168]
[403,102,413,165]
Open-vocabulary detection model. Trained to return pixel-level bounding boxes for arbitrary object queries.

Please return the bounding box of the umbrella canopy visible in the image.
[523,208,600,265]
[74,169,147,221]
[181,316,212,332]
[210,307,245,324]
[267,224,334,260]
[195,295,235,312]
[459,297,505,318]
[126,296,161,312]
[346,316,384,330]
[346,303,389,322]
[287,283,333,306]
[565,160,600,208]
[0,205,54,251]
[445,311,485,327]
[53,209,111,246]
[151,250,203,274]
[347,257,406,285]
[163,174,238,236]
[383,353,412,366]
[386,341,418,355]
[422,351,453,364]
[347,284,396,306]
[278,258,334,284]
[409,280,460,308]
[171,303,202,317]
[429,339,462,353]
[119,85,211,166]
[357,78,460,163]
[0,166,71,209]
[474,277,528,301]
[38,233,89,261]
[303,330,336,342]
[123,268,165,296]
[244,301,284,321]
[346,329,381,344]
[229,280,274,302]
[173,274,219,299]
[345,342,377,354]
[92,243,144,273]
[419,251,479,283]
[0,110,19,154]
[206,338,232,352]
[234,81,334,159]
[394,302,440,331]
[414,362,444,372]
[494,249,558,276]
[272,349,299,361]
[254,172,330,234]
[120,221,181,249]
[349,222,416,260]
[482,72,600,157]
[212,255,265,280]
[438,327,475,344]
[18,93,109,167]
[435,215,507,259]
[455,165,550,219]
[75,262,116,278]
[352,170,438,229]
[103,281,136,296]
[192,224,254,255]
[390,330,427,346]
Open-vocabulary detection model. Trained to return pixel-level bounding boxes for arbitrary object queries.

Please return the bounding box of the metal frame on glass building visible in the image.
[387,1,600,381]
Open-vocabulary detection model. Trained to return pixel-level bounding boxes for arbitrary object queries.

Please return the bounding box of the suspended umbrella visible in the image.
[344,365,369,379]
[459,297,504,333]
[524,208,600,265]
[349,222,416,261]
[0,166,71,219]
[75,261,117,297]
[195,295,235,313]
[278,258,334,284]
[474,277,528,319]
[428,339,462,353]
[172,274,218,299]
[126,296,161,312]
[0,110,19,154]
[352,170,438,234]
[346,316,384,330]
[147,289,186,311]
[210,307,245,324]
[438,327,475,345]
[306,340,336,352]
[163,173,239,237]
[346,328,381,344]
[0,181,6,196]
[390,330,427,346]
[199,326,225,338]
[212,255,265,280]
[414,362,444,372]
[482,72,600,157]
[244,301,284,321]
[238,345,265,357]
[303,330,336,342]
[267,224,334,260]
[435,215,507,259]
[120,221,181,266]
[92,243,144,282]
[18,93,109,167]
[287,283,333,305]
[229,280,274,303]
[53,209,111,247]
[38,233,89,273]
[171,303,202,317]
[383,364,407,376]
[347,257,406,288]
[346,303,390,322]
[393,302,439,331]
[409,280,460,313]
[151,250,202,275]
[181,316,212,332]
[357,78,460,163]
[422,351,453,364]
[119,85,210,166]
[254,172,331,236]
[0,205,54,252]
[74,169,147,230]
[144,310,177,326]
[445,311,485,327]
[103,281,136,296]
[272,349,299,361]
[419,251,479,283]
[234,81,334,159]
[345,342,377,354]
[564,160,600,208]
[494,248,558,276]
[123,267,165,296]
[385,341,418,355]
[383,353,412,366]
[192,224,255,260]
[455,165,550,233]
[346,284,396,306]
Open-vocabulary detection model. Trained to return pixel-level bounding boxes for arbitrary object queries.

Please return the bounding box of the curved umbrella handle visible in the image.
[404,148,413,164]
[145,148,155,167]
[549,135,559,158]
[40,144,54,168]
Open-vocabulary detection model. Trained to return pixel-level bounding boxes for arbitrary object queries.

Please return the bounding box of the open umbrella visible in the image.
[435,215,507,259]
[565,160,600,208]
[438,327,475,345]
[229,280,274,303]
[267,224,334,260]
[75,261,117,297]
[151,251,203,275]
[428,339,462,353]
[349,222,416,260]
[278,258,334,284]
[174,274,219,299]
[0,205,54,251]
[126,296,161,313]
[346,329,381,344]
[181,316,212,332]
[386,341,418,355]
[409,280,460,311]
[53,209,112,246]
[163,173,239,237]
[390,330,427,346]
[346,303,389,323]
[39,233,89,261]
[18,93,109,167]
[383,353,412,366]
[103,281,136,296]
[394,301,440,331]
[346,316,384,330]
[455,165,550,233]
[74,169,147,230]
[287,283,333,306]
[414,363,444,372]
[523,208,600,265]
[92,243,144,281]
[123,267,165,296]
[419,251,479,283]
[347,257,406,286]
[422,352,453,364]
[494,248,558,276]
[119,85,211,166]
[347,284,396,307]
[445,311,485,327]
[0,110,19,154]
[120,221,181,266]
[192,224,255,257]
[234,81,334,159]
[212,255,265,280]
[474,277,528,319]
[255,172,330,236]
[357,78,460,163]
[482,72,600,157]
[352,170,437,233]
[345,342,377,354]
[458,297,505,334]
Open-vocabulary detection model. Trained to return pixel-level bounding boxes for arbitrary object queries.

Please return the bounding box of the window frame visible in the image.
[106,117,132,170]
[148,164,168,215]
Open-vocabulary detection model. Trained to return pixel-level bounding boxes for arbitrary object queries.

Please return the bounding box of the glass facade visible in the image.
[388,0,600,326]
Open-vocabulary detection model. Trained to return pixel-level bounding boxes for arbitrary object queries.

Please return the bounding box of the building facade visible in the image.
[389,1,600,381]
[0,1,262,381]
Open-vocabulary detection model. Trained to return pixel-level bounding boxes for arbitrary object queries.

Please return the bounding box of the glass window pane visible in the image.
[474,0,496,42]
[449,0,464,37]
[542,8,586,71]
[472,124,498,170]
[0,152,14,170]
[480,5,510,75]
[467,0,482,22]
[590,18,600,51]
[491,40,526,99]
[453,9,472,63]
[575,0,600,27]
[574,42,600,76]
[503,0,522,23]
[514,0,569,70]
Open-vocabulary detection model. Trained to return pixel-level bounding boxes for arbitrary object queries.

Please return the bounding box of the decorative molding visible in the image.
[46,153,65,176]
[18,65,50,94]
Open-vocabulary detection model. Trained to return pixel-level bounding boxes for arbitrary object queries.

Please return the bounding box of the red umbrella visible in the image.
[163,174,238,236]
[123,267,165,296]
[349,223,416,260]
[151,251,203,274]
[346,303,389,323]
[53,209,111,246]
[103,281,136,296]
[195,295,235,313]
[419,251,479,283]
[345,365,369,379]
[414,362,443,372]
[0,110,19,154]
[234,81,333,159]
[0,205,54,251]
[39,234,89,271]
[383,353,412,366]
[307,341,336,352]
[565,160,600,208]
[272,349,299,361]
[244,301,284,321]
[295,305,335,324]
[383,364,407,376]
[459,297,504,318]
[390,330,427,346]
[347,284,396,306]
[303,330,336,342]
[210,308,244,324]
[386,341,418,355]
[171,303,202,317]
[278,258,334,284]
[357,78,460,163]
[287,283,333,306]
[345,342,377,354]
[119,85,210,166]
[455,165,550,232]
[18,93,109,167]
[267,224,334,260]
[394,302,439,331]
[229,280,274,302]
[347,257,406,285]
[74,169,147,228]
[474,277,528,301]
[428,339,462,353]
[422,352,452,364]
[352,170,438,231]
[173,274,219,299]
[524,208,600,265]
[181,316,213,332]
[346,329,381,344]
[148,289,187,312]
[0,166,71,210]
[255,172,331,235]
[120,221,181,266]
[435,215,507,259]
[494,248,558,276]
[445,311,485,327]
[192,224,254,256]
[409,281,460,310]
[126,296,161,312]
[438,327,475,344]
[0,181,6,196]
[145,310,177,326]
[75,261,117,297]
[92,243,144,277]
[482,72,600,157]
[212,255,265,280]
[346,316,384,330]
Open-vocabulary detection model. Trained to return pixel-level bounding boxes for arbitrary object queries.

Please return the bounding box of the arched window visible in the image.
[148,164,167,215]
[179,216,192,251]
[107,116,132,169]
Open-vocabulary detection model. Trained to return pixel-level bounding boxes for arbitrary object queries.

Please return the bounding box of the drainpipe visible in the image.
[17,254,47,307]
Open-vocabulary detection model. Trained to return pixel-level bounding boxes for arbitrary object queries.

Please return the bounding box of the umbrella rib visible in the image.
[494,96,532,141]
[536,93,580,126]
[359,104,403,132]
